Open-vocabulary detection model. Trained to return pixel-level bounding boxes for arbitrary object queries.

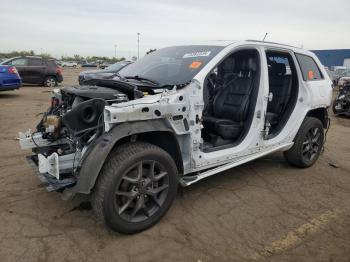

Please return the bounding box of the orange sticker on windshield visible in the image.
[308,70,314,80]
[189,61,202,69]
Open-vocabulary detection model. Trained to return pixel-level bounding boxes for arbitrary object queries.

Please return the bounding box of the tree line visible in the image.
[0,50,126,62]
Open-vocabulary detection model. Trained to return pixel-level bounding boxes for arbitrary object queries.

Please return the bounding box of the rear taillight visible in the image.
[8,66,18,74]
[56,67,62,75]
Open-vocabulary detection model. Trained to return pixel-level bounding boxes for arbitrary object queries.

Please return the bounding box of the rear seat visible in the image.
[266,62,292,125]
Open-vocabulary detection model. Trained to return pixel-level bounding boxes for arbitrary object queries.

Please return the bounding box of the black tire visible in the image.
[91,142,178,234]
[43,76,58,87]
[284,117,324,168]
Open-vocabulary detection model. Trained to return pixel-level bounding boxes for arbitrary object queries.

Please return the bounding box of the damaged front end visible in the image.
[19,81,134,193]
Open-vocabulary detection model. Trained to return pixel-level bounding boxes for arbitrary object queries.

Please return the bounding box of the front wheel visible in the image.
[284,117,324,168]
[92,142,178,234]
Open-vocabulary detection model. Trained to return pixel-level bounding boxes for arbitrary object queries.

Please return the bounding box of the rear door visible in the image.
[27,58,46,84]
[263,50,299,139]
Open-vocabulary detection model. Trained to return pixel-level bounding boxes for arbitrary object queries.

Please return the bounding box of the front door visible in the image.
[195,47,265,170]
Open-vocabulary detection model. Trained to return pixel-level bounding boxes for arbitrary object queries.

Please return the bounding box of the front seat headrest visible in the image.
[247,57,257,72]
[220,57,235,74]
[236,57,257,76]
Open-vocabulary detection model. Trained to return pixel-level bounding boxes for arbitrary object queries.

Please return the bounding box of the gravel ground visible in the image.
[0,68,350,262]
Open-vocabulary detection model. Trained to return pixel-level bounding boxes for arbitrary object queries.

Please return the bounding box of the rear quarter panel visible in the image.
[304,52,333,108]
[0,69,22,89]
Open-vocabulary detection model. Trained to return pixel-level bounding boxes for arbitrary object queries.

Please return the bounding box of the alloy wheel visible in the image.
[302,127,322,162]
[115,160,169,223]
[46,78,56,87]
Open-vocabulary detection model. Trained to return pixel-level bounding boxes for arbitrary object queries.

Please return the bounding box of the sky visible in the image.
[0,0,350,59]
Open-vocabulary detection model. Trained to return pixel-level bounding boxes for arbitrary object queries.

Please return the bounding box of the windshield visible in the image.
[106,62,128,71]
[118,45,224,86]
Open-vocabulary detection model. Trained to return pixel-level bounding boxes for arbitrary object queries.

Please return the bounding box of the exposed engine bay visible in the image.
[19,80,147,185]
[37,85,129,142]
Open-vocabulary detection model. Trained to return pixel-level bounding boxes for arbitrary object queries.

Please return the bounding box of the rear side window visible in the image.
[295,54,323,81]
[266,53,293,76]
[47,60,57,67]
[10,58,28,66]
[29,58,44,66]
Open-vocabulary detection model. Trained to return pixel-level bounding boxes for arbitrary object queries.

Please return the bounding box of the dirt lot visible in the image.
[0,68,350,262]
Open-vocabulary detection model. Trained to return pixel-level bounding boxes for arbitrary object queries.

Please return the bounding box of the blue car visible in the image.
[0,65,22,91]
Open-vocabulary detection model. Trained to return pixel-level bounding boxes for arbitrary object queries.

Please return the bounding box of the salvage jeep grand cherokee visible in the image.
[19,41,332,234]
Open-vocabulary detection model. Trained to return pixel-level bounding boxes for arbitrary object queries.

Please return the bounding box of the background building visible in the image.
[312,49,350,68]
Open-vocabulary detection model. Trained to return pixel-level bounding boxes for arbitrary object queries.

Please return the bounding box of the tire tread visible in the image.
[284,117,324,168]
[91,142,177,233]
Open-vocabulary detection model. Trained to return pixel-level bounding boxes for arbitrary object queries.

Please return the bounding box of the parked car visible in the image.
[333,66,348,85]
[19,40,332,234]
[99,62,111,69]
[333,84,350,116]
[78,61,132,85]
[337,71,350,87]
[81,61,97,67]
[1,56,63,87]
[61,61,77,68]
[0,65,22,91]
[55,60,63,66]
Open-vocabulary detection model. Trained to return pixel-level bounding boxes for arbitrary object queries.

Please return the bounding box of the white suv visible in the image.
[61,61,77,67]
[19,40,332,234]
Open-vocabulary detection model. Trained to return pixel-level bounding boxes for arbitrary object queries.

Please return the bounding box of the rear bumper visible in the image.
[57,75,63,83]
[0,79,22,91]
[0,85,21,91]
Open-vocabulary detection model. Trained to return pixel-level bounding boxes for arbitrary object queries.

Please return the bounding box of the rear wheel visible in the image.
[43,76,57,87]
[92,142,178,234]
[284,117,324,168]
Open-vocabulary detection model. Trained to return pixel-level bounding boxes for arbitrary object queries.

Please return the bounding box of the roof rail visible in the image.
[246,40,300,49]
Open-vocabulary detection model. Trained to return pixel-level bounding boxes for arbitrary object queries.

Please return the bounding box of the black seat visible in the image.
[218,56,236,84]
[203,58,257,141]
[203,73,217,115]
[266,62,292,125]
[203,57,236,116]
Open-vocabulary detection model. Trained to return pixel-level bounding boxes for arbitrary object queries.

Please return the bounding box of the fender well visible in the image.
[130,131,184,174]
[64,119,183,197]
[306,107,329,128]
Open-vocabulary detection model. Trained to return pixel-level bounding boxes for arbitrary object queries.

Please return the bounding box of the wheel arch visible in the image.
[44,74,58,80]
[306,107,329,128]
[43,75,58,84]
[115,131,184,175]
[63,119,183,197]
